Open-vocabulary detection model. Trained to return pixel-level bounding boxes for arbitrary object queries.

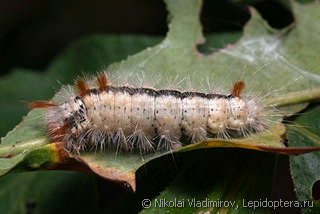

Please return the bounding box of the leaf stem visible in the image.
[263,87,320,107]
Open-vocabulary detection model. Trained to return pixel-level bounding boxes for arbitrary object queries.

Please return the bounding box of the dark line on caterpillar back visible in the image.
[85,85,232,99]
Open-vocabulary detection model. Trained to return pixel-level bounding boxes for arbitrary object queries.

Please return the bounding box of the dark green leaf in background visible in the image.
[289,106,320,213]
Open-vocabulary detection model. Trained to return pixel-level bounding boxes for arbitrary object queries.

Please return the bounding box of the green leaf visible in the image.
[0,171,102,214]
[139,149,276,214]
[0,0,320,212]
[289,106,320,213]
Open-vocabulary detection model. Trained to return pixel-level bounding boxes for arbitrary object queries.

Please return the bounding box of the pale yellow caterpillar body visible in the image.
[30,73,267,154]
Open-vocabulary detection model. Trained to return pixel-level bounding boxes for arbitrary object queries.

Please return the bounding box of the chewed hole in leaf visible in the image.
[251,0,294,29]
[197,0,249,55]
[197,0,295,55]
[201,0,249,32]
[312,180,320,201]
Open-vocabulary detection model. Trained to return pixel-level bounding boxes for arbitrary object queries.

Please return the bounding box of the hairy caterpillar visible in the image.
[29,73,267,154]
